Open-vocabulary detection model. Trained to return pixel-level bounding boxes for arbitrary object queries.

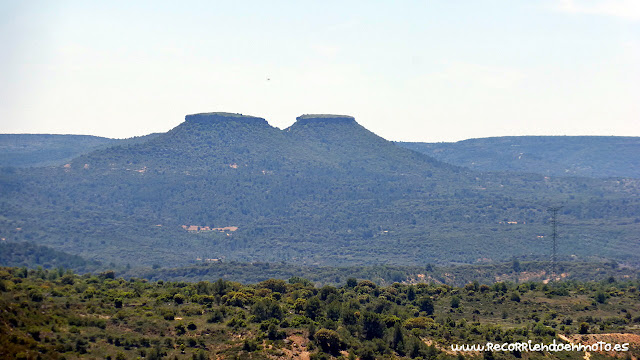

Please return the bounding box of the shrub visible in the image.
[162,309,175,320]
[451,296,461,309]
[207,309,225,323]
[258,279,287,294]
[243,338,259,352]
[173,293,185,304]
[579,322,589,334]
[404,317,435,330]
[315,328,341,353]
[175,324,186,335]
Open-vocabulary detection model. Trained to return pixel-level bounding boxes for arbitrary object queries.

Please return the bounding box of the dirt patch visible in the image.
[277,334,310,360]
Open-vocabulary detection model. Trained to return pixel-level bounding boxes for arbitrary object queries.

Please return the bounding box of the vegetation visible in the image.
[0,241,102,274]
[2,115,638,359]
[1,266,638,359]
[1,242,636,286]
[0,114,639,270]
[398,136,640,179]
[122,259,638,287]
[0,134,118,168]
[0,133,163,168]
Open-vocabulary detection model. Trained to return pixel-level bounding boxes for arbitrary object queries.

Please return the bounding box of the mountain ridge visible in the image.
[1,112,638,270]
[398,135,640,178]
[4,117,638,179]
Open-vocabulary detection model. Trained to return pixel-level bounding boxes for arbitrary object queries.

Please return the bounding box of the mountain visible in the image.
[0,134,118,168]
[0,133,161,168]
[1,113,639,270]
[397,136,640,178]
[4,130,637,179]
[73,112,290,173]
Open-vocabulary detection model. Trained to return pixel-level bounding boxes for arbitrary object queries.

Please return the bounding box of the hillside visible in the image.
[0,134,118,167]
[0,113,639,270]
[0,133,161,168]
[1,266,639,359]
[3,132,637,178]
[124,260,636,287]
[397,136,640,178]
[0,241,101,274]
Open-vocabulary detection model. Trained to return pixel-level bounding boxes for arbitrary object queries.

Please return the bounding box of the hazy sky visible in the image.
[1,0,638,142]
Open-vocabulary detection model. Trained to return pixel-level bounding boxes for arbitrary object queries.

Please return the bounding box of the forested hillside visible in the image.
[0,113,638,270]
[398,137,640,179]
[124,260,636,287]
[0,133,161,168]
[0,134,118,167]
[2,240,636,286]
[0,242,101,274]
[5,133,637,179]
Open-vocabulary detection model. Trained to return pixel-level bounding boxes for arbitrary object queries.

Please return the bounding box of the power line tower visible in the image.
[548,206,562,279]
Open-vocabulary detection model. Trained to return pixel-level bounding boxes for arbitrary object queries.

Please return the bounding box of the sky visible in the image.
[0,0,638,142]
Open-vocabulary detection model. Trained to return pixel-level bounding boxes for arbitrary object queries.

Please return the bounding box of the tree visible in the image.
[308,323,316,340]
[359,344,376,360]
[101,270,116,279]
[512,258,521,273]
[315,329,341,354]
[252,298,283,321]
[407,286,416,301]
[213,278,228,295]
[258,278,287,293]
[289,276,312,286]
[267,323,283,340]
[305,297,323,320]
[419,297,434,315]
[362,312,385,339]
[391,323,404,352]
[450,296,461,309]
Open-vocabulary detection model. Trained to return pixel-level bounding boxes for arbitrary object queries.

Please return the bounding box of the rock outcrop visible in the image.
[292,114,356,126]
[184,112,269,126]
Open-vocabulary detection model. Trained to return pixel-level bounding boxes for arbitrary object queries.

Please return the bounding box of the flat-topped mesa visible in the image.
[294,114,356,126]
[185,112,269,126]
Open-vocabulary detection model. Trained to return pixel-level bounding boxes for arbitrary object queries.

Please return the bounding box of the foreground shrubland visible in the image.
[1,267,639,359]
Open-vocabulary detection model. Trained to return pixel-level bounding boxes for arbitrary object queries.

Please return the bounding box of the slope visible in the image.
[398,136,640,178]
[0,113,638,269]
[0,134,118,167]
